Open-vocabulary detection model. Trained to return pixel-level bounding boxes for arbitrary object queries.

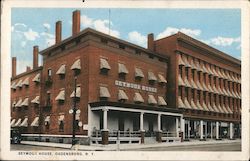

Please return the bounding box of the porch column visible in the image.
[216,121,220,140]
[181,118,185,140]
[230,122,234,140]
[188,120,190,139]
[156,114,162,142]
[140,112,145,144]
[101,108,109,145]
[176,117,179,138]
[200,120,204,140]
[211,122,213,139]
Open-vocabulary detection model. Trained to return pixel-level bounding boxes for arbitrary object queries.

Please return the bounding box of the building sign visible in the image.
[115,80,157,93]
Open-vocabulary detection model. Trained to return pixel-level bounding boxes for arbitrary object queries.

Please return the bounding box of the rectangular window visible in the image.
[48,69,52,77]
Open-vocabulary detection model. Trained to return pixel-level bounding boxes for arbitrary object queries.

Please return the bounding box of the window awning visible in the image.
[178,76,185,86]
[184,78,191,88]
[55,90,65,101]
[134,92,144,103]
[202,102,209,111]
[196,100,203,111]
[207,66,214,75]
[45,116,50,123]
[217,69,223,78]
[20,118,28,127]
[14,118,22,127]
[207,102,214,112]
[58,115,65,121]
[183,97,192,109]
[195,62,203,72]
[31,96,40,104]
[207,84,214,93]
[190,59,197,70]
[118,63,128,74]
[56,64,66,75]
[190,79,198,89]
[221,104,229,114]
[135,68,144,78]
[70,86,81,98]
[178,55,185,66]
[148,94,157,105]
[100,86,111,98]
[217,104,225,114]
[118,89,128,100]
[11,82,17,89]
[212,103,220,113]
[22,77,29,86]
[196,81,204,90]
[158,96,167,106]
[190,99,199,110]
[201,64,209,73]
[226,105,233,114]
[32,73,40,82]
[148,71,157,81]
[212,85,219,94]
[15,99,23,108]
[183,57,191,68]
[17,79,23,88]
[12,100,16,107]
[158,74,167,83]
[10,119,16,127]
[212,68,219,77]
[178,97,185,108]
[202,82,209,91]
[31,117,39,127]
[100,58,111,70]
[71,59,81,70]
[21,98,29,107]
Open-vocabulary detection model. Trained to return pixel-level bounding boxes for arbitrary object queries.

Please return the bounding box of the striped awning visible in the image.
[190,99,199,110]
[14,118,22,127]
[31,117,39,127]
[15,99,23,108]
[148,71,157,81]
[22,77,29,86]
[207,84,214,93]
[178,75,185,86]
[55,90,65,101]
[196,100,203,111]
[100,86,111,98]
[32,73,40,82]
[195,62,203,72]
[44,116,50,125]
[184,78,191,88]
[178,97,185,108]
[178,55,185,66]
[118,89,128,100]
[118,63,129,74]
[158,74,167,83]
[148,94,157,105]
[100,58,111,70]
[196,81,204,90]
[202,102,210,111]
[11,82,17,89]
[183,97,192,109]
[58,115,65,121]
[56,64,66,75]
[207,102,214,112]
[10,119,16,127]
[70,86,81,98]
[135,68,144,78]
[201,64,209,73]
[134,92,144,103]
[190,59,197,70]
[202,82,209,91]
[16,79,23,88]
[190,79,198,89]
[183,56,191,68]
[20,117,28,127]
[158,96,167,106]
[212,103,220,113]
[21,98,29,107]
[31,96,40,104]
[71,59,81,70]
[12,100,16,107]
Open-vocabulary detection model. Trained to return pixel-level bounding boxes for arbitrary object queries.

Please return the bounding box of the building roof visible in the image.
[11,66,43,81]
[40,27,169,61]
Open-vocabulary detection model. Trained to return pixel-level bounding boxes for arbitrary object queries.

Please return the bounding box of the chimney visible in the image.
[26,66,31,72]
[72,10,80,36]
[55,21,62,44]
[12,57,16,77]
[33,46,39,69]
[147,33,155,51]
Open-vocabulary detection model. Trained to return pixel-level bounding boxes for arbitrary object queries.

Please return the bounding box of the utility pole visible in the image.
[72,76,77,146]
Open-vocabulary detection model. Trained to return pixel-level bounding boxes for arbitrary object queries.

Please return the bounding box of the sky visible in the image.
[11,8,241,74]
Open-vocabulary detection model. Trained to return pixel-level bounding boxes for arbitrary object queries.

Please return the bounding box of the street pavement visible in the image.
[11,139,241,151]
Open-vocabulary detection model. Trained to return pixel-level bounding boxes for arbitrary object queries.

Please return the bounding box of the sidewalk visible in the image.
[21,139,241,151]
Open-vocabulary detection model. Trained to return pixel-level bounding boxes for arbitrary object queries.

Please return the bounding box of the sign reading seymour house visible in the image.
[10,10,241,145]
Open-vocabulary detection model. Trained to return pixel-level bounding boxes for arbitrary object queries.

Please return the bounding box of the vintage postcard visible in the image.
[1,0,249,160]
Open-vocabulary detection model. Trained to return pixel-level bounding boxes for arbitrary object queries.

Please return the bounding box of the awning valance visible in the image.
[71,59,81,70]
[158,74,167,83]
[55,90,65,101]
[32,73,40,82]
[134,92,144,103]
[14,118,22,127]
[31,117,39,127]
[21,98,29,106]
[148,94,157,105]
[70,86,81,98]
[20,118,28,127]
[10,119,16,127]
[118,63,129,74]
[100,86,111,98]
[56,64,66,75]
[148,71,157,81]
[100,58,111,70]
[158,96,167,106]
[118,89,128,100]
[15,99,23,108]
[135,68,144,78]
[22,77,29,86]
[31,96,40,104]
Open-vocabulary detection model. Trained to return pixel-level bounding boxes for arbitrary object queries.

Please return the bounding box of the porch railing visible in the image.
[162,131,177,137]
[91,130,141,137]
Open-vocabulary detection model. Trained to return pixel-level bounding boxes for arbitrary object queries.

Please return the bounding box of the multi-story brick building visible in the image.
[10,10,241,145]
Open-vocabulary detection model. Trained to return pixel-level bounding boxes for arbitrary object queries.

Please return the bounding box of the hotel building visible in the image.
[10,10,241,145]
